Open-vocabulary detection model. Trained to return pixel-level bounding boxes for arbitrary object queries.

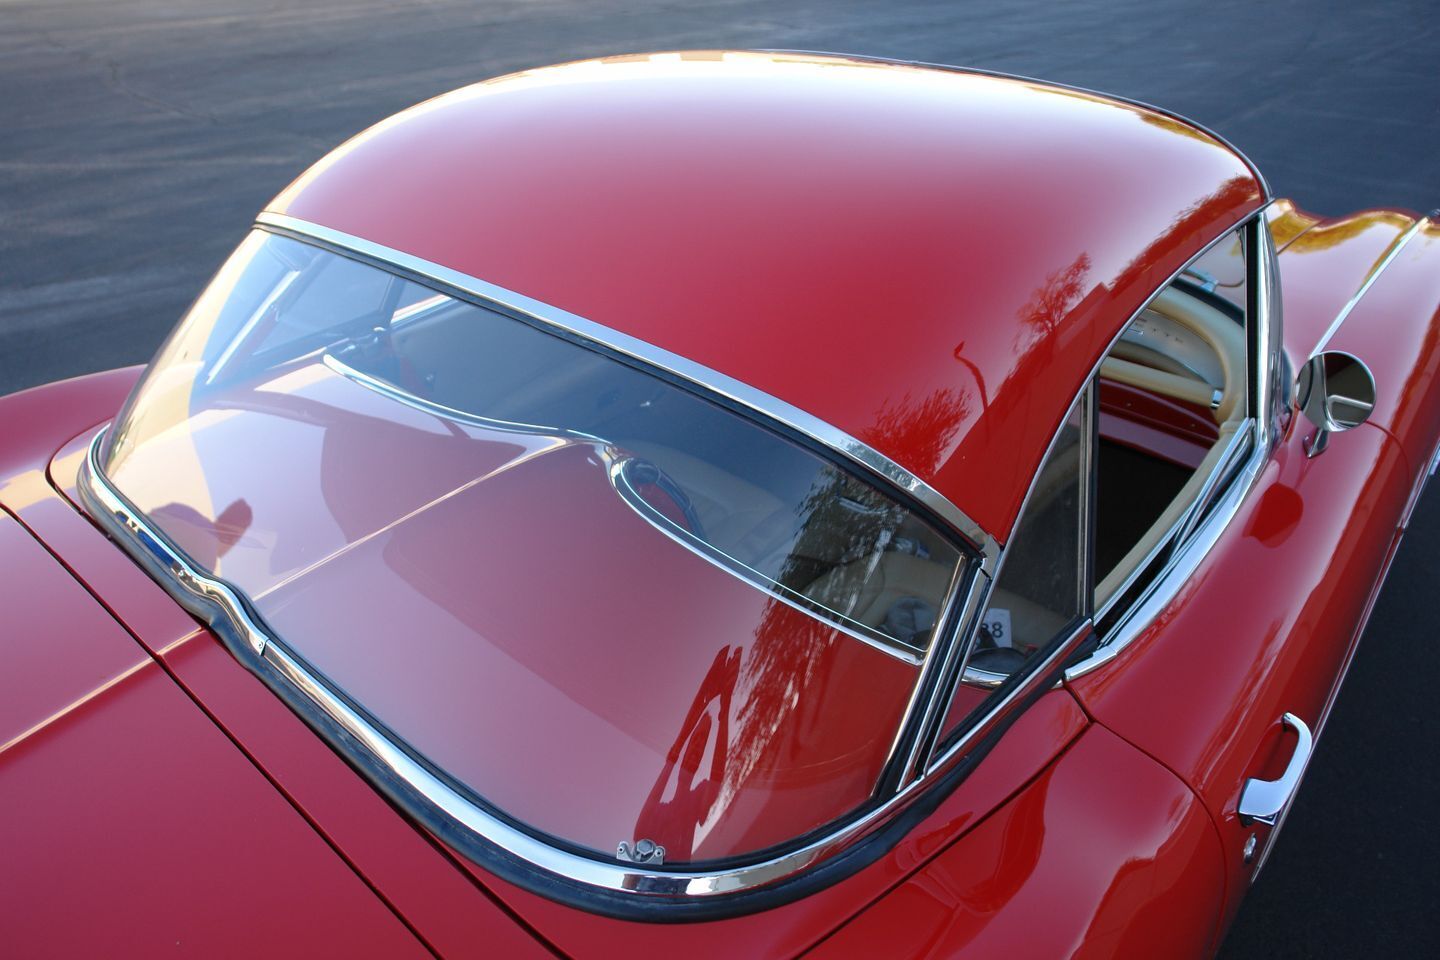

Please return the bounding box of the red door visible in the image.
[1068,416,1412,933]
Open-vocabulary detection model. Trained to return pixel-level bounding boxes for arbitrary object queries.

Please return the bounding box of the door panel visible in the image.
[1068,418,1411,925]
[807,725,1225,960]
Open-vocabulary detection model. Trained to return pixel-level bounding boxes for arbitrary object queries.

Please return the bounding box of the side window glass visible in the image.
[938,392,1089,743]
[972,397,1086,672]
[1094,225,1250,619]
[934,221,1258,759]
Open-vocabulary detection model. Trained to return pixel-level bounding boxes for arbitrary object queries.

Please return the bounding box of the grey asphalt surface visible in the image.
[2,1,1438,955]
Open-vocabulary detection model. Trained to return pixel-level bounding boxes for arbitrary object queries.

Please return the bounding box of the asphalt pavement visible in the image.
[3,1,1438,955]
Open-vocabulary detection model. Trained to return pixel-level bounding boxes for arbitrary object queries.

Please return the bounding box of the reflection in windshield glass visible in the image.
[101,231,969,864]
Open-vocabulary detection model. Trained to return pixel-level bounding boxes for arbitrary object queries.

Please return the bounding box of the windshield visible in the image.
[101,230,968,864]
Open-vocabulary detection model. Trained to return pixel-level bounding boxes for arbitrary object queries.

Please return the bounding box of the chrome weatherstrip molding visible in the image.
[1063,208,1278,678]
[1313,213,1430,356]
[78,427,994,904]
[895,561,989,781]
[928,618,1092,773]
[257,211,999,567]
[81,433,269,657]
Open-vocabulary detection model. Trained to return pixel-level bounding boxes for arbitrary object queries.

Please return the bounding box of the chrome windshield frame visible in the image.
[80,425,995,914]
[80,216,1009,913]
[78,199,1273,915]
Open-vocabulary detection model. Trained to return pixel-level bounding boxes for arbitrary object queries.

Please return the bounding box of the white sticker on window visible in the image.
[983,608,1013,649]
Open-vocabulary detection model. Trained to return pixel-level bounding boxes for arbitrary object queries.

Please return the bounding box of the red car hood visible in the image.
[0,509,433,958]
[1,370,554,959]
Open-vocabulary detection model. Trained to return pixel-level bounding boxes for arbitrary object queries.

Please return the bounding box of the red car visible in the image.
[4,51,1438,958]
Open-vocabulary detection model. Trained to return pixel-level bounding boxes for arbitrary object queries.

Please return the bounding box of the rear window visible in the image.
[101,231,969,865]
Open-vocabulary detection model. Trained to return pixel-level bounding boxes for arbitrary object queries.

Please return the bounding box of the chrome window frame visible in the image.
[80,425,995,912]
[950,385,1097,694]
[81,215,1010,913]
[78,200,1275,913]
[1066,208,1280,679]
[943,209,1277,715]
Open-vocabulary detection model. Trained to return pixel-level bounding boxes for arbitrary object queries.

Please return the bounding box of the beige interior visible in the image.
[1093,286,1248,609]
[1099,285,1246,424]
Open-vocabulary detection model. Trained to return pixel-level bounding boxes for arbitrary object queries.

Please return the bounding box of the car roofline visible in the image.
[756,49,1272,199]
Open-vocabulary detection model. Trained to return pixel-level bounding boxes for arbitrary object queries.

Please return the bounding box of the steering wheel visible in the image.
[624,458,707,541]
[1100,285,1246,424]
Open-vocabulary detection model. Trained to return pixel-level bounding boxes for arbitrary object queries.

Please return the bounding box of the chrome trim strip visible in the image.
[80,425,1009,900]
[1079,382,1098,617]
[1313,214,1429,355]
[1067,439,1266,680]
[261,637,859,896]
[891,562,988,784]
[1403,433,1440,530]
[1064,208,1277,677]
[759,50,1273,199]
[1252,213,1284,451]
[958,665,1008,689]
[80,427,899,897]
[608,455,930,663]
[952,385,1090,707]
[256,212,999,567]
[1252,507,1411,878]
[81,432,269,656]
[928,619,1093,772]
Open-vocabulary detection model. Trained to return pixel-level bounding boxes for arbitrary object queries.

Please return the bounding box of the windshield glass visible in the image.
[101,231,967,864]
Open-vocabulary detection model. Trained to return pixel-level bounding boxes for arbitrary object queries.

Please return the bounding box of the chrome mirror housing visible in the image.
[1296,350,1376,457]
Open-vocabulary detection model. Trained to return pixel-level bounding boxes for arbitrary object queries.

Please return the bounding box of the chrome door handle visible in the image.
[1238,713,1313,826]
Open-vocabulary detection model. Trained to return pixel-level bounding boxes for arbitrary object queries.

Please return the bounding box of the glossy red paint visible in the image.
[1322,219,1440,480]
[1067,213,1440,934]
[268,51,1264,540]
[809,726,1226,960]
[0,511,149,751]
[461,690,1089,960]
[47,431,559,960]
[1069,419,1412,926]
[29,375,1093,957]
[0,522,429,958]
[0,374,557,959]
[6,53,1437,959]
[1267,201,1418,353]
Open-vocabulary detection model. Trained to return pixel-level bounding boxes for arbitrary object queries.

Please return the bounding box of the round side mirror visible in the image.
[1295,350,1376,457]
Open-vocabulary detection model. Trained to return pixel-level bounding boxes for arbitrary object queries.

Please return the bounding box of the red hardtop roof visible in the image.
[268,51,1263,540]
